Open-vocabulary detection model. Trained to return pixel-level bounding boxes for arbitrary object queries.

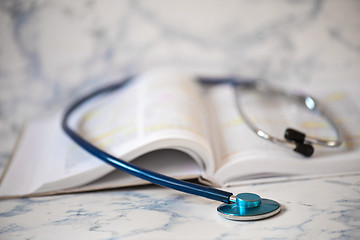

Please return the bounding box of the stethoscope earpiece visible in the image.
[294,142,314,157]
[285,128,314,157]
[284,128,306,142]
[217,193,281,221]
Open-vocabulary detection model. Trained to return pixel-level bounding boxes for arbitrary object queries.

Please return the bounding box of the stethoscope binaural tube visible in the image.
[62,76,282,221]
[231,81,343,157]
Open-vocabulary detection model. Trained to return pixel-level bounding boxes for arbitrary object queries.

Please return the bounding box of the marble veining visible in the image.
[1,175,360,239]
[1,0,360,239]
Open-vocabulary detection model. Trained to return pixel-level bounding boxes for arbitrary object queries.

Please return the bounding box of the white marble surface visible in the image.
[1,0,360,239]
[1,175,359,239]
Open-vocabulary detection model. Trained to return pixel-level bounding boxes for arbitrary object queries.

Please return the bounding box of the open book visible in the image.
[1,69,360,198]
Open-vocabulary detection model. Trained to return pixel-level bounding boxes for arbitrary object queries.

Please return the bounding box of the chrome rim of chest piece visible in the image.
[217,193,281,221]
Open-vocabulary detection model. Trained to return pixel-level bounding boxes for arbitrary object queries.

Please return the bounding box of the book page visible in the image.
[75,69,214,173]
[0,70,213,197]
[76,150,202,193]
[205,83,360,185]
[0,114,116,197]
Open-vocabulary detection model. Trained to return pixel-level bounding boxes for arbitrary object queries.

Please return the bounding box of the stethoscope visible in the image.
[62,76,343,221]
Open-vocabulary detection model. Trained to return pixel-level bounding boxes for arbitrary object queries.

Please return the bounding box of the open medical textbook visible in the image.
[1,70,360,198]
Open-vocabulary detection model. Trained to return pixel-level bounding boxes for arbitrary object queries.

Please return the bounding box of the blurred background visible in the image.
[0,0,359,172]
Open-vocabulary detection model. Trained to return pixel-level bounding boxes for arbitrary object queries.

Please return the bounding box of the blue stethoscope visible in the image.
[62,76,343,221]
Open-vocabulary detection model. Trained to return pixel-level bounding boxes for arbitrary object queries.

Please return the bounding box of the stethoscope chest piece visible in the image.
[217,193,281,221]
